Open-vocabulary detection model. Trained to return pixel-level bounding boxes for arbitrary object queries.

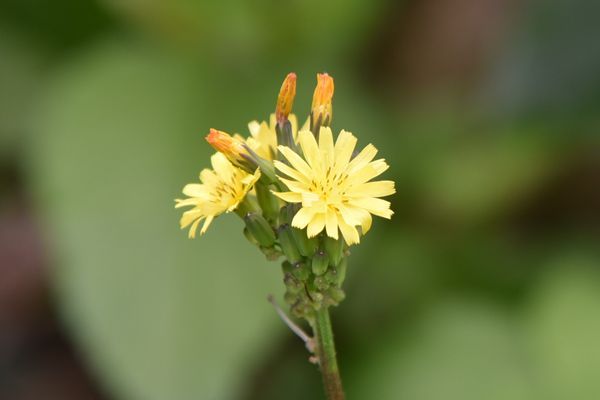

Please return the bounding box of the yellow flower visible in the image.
[175,152,260,238]
[246,113,308,161]
[272,127,395,245]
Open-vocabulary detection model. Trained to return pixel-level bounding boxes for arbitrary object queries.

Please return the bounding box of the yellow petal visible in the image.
[318,126,335,168]
[298,130,321,171]
[338,218,360,245]
[211,152,234,179]
[279,177,310,193]
[346,143,378,174]
[175,198,200,208]
[274,160,310,183]
[348,197,394,218]
[188,218,202,238]
[248,120,260,137]
[307,213,326,237]
[272,191,303,203]
[292,207,317,229]
[346,160,389,185]
[182,183,207,198]
[200,215,214,234]
[325,209,339,239]
[361,212,372,234]
[348,180,395,198]
[278,146,313,178]
[334,130,357,172]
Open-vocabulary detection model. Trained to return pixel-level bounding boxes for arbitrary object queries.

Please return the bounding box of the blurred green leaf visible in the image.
[29,37,283,400]
[525,258,600,400]
[346,300,534,400]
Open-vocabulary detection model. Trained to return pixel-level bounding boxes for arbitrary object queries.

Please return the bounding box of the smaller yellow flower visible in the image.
[272,127,395,245]
[246,113,308,161]
[175,152,260,238]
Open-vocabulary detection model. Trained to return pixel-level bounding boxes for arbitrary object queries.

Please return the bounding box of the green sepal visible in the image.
[324,236,344,266]
[291,261,310,281]
[312,250,329,276]
[278,203,298,225]
[277,224,302,263]
[292,227,318,257]
[327,287,346,303]
[255,183,280,222]
[242,227,259,246]
[244,212,276,247]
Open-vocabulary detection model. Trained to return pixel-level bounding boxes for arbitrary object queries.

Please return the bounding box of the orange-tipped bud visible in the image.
[206,129,249,168]
[206,128,244,156]
[206,129,278,183]
[276,73,296,125]
[310,73,334,134]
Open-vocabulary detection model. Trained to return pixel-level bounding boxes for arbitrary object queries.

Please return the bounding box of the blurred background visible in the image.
[1,0,599,399]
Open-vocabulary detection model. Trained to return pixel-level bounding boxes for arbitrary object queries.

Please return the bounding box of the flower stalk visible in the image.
[314,307,345,400]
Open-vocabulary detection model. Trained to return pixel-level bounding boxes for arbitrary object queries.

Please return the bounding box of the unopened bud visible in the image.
[278,224,302,264]
[206,128,278,183]
[276,73,296,126]
[310,73,334,137]
[311,250,329,276]
[324,236,344,266]
[292,227,318,257]
[244,212,276,247]
[255,183,280,222]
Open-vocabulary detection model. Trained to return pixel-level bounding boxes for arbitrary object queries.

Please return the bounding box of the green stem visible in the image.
[314,307,345,400]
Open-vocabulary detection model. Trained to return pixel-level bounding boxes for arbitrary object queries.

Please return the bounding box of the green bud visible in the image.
[284,290,297,305]
[281,261,293,274]
[260,246,282,261]
[311,250,329,276]
[324,236,344,266]
[291,261,310,281]
[292,227,318,257]
[277,224,302,263]
[314,276,330,291]
[283,272,303,293]
[255,183,280,222]
[243,227,259,246]
[244,212,276,247]
[278,203,298,225]
[328,287,346,303]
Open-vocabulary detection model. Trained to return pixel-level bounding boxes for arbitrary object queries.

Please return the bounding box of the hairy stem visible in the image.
[314,307,345,400]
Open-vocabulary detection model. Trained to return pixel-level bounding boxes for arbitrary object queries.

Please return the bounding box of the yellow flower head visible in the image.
[272,127,395,245]
[175,152,260,238]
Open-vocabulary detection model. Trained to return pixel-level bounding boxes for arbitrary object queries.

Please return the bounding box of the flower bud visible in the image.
[244,212,276,247]
[255,183,280,222]
[277,224,302,263]
[206,128,278,183]
[275,73,296,126]
[311,250,329,276]
[310,73,334,137]
[323,236,344,266]
[292,227,318,257]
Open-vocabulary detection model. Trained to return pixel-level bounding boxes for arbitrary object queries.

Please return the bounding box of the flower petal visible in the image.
[273,191,303,203]
[325,208,339,240]
[307,213,326,237]
[338,218,360,245]
[292,207,317,229]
